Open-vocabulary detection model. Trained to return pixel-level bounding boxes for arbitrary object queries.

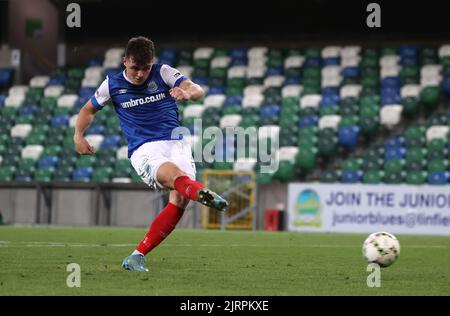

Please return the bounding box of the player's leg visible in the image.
[122,190,189,271]
[157,156,228,211]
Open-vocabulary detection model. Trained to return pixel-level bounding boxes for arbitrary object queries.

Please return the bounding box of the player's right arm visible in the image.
[73,77,111,155]
[73,100,98,154]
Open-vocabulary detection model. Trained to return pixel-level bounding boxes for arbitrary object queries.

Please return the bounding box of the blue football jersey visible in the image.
[90,63,187,157]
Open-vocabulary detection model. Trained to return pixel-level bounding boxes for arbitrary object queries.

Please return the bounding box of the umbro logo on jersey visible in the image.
[118,89,127,94]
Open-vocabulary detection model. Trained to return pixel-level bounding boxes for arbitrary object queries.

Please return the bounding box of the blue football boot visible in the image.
[121,254,149,272]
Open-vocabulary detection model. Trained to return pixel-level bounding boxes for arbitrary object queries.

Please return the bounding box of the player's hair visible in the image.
[125,36,155,67]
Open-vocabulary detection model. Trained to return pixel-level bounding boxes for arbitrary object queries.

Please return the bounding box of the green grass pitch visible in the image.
[0,226,449,295]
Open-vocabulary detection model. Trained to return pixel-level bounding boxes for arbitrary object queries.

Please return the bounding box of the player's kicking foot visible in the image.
[197,188,228,211]
[122,254,149,272]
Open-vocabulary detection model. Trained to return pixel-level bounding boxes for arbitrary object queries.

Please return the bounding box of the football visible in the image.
[362,231,400,267]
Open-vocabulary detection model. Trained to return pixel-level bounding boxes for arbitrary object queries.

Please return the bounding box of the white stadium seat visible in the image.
[264,75,285,88]
[242,95,264,108]
[319,115,342,130]
[183,105,204,119]
[380,105,403,128]
[204,94,225,108]
[8,85,28,97]
[57,94,78,108]
[220,114,242,129]
[300,94,321,109]
[193,47,213,60]
[44,85,64,97]
[244,85,264,97]
[321,46,341,58]
[277,146,299,162]
[69,114,78,128]
[116,146,128,160]
[4,95,25,107]
[400,85,421,98]
[11,124,32,138]
[284,56,304,69]
[227,65,247,79]
[426,126,449,142]
[85,135,104,150]
[247,47,268,59]
[210,56,230,69]
[30,76,49,88]
[281,85,303,98]
[21,145,44,160]
[340,84,362,98]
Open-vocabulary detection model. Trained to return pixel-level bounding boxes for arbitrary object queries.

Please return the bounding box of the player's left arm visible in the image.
[170,79,204,101]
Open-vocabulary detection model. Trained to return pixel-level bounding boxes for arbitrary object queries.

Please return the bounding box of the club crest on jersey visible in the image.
[148,81,158,92]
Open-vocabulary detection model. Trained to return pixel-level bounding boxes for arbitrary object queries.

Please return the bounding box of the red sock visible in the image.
[173,175,204,201]
[136,202,185,255]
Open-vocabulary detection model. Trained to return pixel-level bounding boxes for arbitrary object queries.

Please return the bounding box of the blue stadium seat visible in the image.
[323,57,340,66]
[401,57,418,66]
[38,156,59,169]
[260,105,280,120]
[384,147,407,161]
[72,167,94,181]
[341,170,363,183]
[79,87,96,98]
[159,48,177,65]
[103,68,122,78]
[101,135,121,149]
[341,67,360,78]
[299,115,319,128]
[192,76,208,86]
[304,58,321,68]
[381,77,400,88]
[51,115,70,128]
[338,126,360,149]
[284,77,301,85]
[86,124,105,135]
[322,87,340,95]
[19,104,38,116]
[230,48,247,59]
[75,96,90,109]
[48,76,65,86]
[399,45,417,58]
[321,93,339,106]
[442,77,450,95]
[87,58,103,67]
[384,136,405,150]
[207,86,225,95]
[427,172,450,185]
[230,57,247,66]
[381,94,401,106]
[223,96,242,107]
[265,67,283,76]
[0,68,14,89]
[15,176,33,182]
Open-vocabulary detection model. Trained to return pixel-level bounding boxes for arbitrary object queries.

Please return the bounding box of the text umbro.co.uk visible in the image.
[120,93,166,108]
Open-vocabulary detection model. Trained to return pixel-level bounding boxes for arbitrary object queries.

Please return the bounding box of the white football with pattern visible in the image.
[362,231,400,267]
